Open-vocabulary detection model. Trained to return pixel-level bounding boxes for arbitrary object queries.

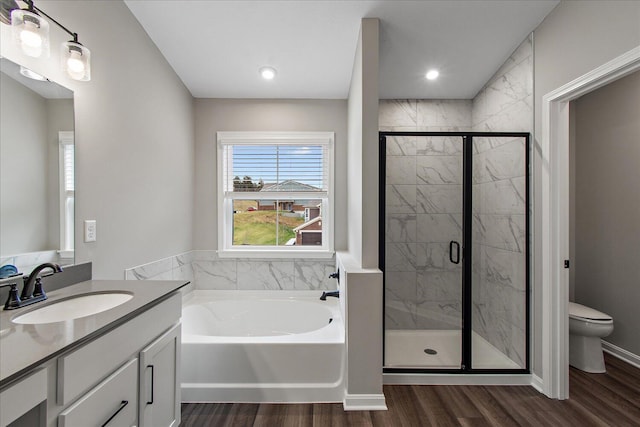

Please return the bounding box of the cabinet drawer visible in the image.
[58,292,181,405]
[58,358,138,427]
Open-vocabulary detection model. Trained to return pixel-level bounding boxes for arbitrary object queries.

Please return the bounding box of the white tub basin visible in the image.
[12,292,133,324]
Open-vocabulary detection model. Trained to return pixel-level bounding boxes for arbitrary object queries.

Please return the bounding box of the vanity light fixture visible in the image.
[11,0,91,81]
[10,5,49,58]
[259,66,277,80]
[425,69,439,80]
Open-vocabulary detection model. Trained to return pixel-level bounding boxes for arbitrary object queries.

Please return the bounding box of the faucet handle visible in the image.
[2,283,22,310]
[32,277,47,300]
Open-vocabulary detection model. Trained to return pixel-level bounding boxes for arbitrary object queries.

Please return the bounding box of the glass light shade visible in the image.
[62,41,91,81]
[11,9,50,58]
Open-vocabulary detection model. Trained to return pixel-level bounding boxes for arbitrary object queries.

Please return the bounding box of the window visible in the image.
[217,131,334,257]
[59,131,74,257]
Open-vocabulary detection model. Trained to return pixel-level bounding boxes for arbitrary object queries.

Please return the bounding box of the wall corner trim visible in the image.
[531,374,544,394]
[343,393,387,411]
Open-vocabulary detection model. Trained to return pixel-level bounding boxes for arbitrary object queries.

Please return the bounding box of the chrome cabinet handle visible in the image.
[101,400,128,427]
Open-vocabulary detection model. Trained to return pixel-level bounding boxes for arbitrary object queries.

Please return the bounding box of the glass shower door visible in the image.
[471,135,528,370]
[384,135,464,369]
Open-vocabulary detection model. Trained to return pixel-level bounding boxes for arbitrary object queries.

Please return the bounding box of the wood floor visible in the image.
[180,353,640,426]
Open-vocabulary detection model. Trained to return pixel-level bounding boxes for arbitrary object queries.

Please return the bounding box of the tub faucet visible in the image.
[320,290,339,301]
[20,263,63,301]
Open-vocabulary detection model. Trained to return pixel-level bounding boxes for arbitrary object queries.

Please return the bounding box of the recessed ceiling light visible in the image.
[259,66,277,80]
[425,69,439,80]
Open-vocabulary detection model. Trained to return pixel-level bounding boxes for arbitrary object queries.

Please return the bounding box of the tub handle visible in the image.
[147,365,154,404]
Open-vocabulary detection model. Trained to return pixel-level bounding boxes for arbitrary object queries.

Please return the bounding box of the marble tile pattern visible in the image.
[469,35,532,368]
[0,250,66,275]
[125,250,337,292]
[385,132,466,330]
[380,35,532,367]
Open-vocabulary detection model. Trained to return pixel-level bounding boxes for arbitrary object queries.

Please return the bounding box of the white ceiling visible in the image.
[124,0,558,100]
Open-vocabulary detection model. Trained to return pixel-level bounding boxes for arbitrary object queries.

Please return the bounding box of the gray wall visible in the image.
[0,73,49,254]
[532,0,640,375]
[1,1,195,278]
[347,18,380,269]
[192,99,348,251]
[571,70,640,356]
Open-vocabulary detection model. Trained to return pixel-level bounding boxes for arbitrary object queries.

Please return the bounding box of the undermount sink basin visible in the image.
[12,292,134,324]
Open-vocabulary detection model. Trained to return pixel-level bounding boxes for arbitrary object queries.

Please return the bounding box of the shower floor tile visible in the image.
[385,329,520,369]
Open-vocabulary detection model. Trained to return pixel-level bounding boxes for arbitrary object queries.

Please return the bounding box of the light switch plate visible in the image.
[84,220,96,242]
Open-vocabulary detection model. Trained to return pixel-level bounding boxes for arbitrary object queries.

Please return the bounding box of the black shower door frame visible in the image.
[379,131,531,374]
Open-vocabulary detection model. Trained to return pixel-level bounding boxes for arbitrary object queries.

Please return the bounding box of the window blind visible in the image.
[63,143,74,193]
[221,144,329,195]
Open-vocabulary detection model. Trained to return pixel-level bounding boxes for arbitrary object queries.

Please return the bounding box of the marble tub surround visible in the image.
[0,250,72,276]
[125,250,337,292]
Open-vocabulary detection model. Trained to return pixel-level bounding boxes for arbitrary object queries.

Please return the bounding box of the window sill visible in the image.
[217,249,335,260]
[58,249,74,259]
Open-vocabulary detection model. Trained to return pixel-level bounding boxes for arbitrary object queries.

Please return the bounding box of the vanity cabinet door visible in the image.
[139,323,181,427]
[58,358,138,427]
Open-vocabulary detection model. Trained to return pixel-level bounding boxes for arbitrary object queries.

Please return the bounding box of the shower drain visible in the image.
[424,348,438,355]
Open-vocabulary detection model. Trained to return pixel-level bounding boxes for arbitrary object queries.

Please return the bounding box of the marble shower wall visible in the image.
[470,35,532,368]
[125,250,337,293]
[380,35,532,368]
[381,100,472,330]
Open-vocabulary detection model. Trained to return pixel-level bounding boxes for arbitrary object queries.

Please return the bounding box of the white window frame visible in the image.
[58,131,74,258]
[217,131,334,258]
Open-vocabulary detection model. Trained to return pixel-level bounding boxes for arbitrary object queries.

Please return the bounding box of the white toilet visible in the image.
[569,302,614,373]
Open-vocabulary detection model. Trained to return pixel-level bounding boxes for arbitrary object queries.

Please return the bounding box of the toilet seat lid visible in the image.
[569,302,612,321]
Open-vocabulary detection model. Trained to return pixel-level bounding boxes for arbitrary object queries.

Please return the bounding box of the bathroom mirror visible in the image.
[0,57,75,275]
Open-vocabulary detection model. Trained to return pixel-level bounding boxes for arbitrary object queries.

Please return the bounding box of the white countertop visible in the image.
[0,279,187,389]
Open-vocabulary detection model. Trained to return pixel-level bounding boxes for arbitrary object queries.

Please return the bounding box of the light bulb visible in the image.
[259,66,276,80]
[11,9,49,58]
[20,22,42,48]
[67,52,85,74]
[62,41,91,81]
[425,69,439,80]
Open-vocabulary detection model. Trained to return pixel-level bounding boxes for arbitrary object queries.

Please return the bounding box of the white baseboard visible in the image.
[602,340,640,369]
[530,374,544,394]
[343,394,387,411]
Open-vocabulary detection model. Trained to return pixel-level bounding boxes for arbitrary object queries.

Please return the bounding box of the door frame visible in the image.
[379,131,530,374]
[539,46,640,399]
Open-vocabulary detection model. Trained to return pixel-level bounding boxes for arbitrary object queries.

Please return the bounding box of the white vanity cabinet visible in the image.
[139,324,181,427]
[58,359,138,427]
[0,290,183,427]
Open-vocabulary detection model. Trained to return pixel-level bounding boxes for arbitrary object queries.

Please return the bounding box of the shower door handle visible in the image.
[449,241,460,264]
